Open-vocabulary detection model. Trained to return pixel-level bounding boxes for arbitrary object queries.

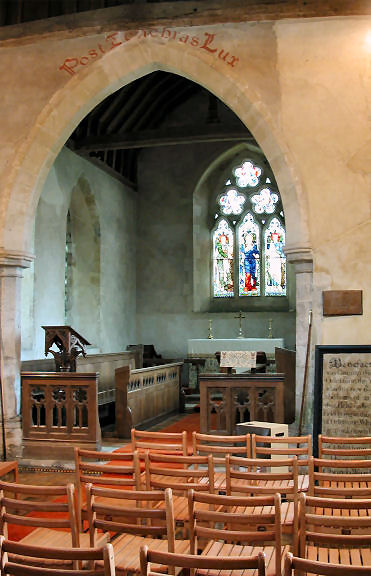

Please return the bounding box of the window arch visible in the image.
[212,158,286,300]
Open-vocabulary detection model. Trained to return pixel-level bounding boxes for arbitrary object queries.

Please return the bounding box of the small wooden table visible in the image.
[0,460,18,482]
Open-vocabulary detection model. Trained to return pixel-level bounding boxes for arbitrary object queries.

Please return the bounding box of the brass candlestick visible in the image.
[208,319,214,339]
[268,318,273,339]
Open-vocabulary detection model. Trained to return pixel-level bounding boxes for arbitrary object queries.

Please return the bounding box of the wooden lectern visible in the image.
[42,325,90,372]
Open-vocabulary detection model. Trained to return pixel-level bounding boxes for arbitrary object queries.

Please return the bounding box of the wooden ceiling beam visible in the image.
[1,1,369,45]
[72,125,254,151]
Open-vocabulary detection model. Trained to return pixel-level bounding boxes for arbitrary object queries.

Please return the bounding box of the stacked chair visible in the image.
[0,426,370,576]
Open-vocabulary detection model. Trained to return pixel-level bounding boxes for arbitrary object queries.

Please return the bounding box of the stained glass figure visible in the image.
[251,188,278,214]
[238,213,260,296]
[264,218,286,296]
[233,161,262,188]
[213,219,234,297]
[219,189,246,215]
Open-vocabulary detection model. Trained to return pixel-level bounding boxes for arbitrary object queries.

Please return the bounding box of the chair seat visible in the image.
[306,545,371,567]
[98,535,190,575]
[228,501,294,533]
[201,539,290,576]
[21,528,108,547]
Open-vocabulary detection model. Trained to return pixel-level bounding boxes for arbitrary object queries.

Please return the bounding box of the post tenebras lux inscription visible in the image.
[322,353,371,437]
[59,30,239,76]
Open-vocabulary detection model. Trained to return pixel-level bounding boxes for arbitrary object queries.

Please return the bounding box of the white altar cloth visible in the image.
[188,338,284,356]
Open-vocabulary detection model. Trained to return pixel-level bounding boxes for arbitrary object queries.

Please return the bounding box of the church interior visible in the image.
[0,1,369,574]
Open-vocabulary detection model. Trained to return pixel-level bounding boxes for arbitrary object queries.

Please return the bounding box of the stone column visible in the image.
[0,250,33,458]
[286,247,313,434]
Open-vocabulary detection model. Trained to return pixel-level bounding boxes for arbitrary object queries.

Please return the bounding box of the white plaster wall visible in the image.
[276,18,371,343]
[21,147,137,359]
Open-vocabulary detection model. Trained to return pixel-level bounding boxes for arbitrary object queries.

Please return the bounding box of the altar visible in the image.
[188,338,284,357]
[186,338,284,389]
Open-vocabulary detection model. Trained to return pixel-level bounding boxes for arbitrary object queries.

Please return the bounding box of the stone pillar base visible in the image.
[0,416,22,460]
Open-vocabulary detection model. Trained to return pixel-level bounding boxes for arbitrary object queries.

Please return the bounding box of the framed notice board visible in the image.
[313,345,371,456]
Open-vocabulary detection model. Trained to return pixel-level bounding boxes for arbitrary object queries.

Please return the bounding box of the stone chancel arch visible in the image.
[0,26,311,455]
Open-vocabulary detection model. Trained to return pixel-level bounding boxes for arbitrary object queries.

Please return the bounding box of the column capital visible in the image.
[0,249,34,275]
[285,246,313,273]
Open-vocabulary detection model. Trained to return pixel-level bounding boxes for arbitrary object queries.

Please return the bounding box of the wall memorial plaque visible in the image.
[313,345,371,456]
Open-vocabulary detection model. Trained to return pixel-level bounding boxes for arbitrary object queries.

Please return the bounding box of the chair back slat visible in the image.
[140,546,266,576]
[318,435,371,459]
[0,537,116,576]
[284,552,370,576]
[131,429,188,456]
[145,452,214,494]
[308,457,371,498]
[0,482,79,547]
[192,432,250,465]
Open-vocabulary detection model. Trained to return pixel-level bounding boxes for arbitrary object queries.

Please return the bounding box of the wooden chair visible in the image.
[0,481,107,565]
[140,545,266,576]
[318,435,371,460]
[283,552,371,576]
[298,493,371,568]
[192,431,250,491]
[75,447,142,529]
[188,489,286,576]
[251,433,312,491]
[0,537,116,575]
[308,457,371,497]
[144,452,215,525]
[225,454,299,551]
[86,485,189,575]
[131,429,188,456]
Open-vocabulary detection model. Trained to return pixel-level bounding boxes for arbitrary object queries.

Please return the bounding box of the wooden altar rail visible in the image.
[21,372,101,460]
[115,362,183,438]
[199,373,284,435]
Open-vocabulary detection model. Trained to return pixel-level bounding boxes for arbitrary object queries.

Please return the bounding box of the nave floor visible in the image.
[17,409,200,487]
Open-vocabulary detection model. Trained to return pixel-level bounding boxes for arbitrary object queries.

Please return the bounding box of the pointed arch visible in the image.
[0,38,309,259]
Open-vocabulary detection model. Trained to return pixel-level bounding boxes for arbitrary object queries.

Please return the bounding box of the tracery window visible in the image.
[212,159,286,299]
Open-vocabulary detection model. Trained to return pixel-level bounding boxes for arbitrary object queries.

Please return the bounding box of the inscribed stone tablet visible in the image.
[322,353,371,437]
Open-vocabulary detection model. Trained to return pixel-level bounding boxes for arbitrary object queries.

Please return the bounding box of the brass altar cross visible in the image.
[235,310,246,339]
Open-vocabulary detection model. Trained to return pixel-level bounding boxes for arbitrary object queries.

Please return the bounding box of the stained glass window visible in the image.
[238,213,260,296]
[251,188,278,214]
[233,161,262,188]
[212,157,286,301]
[213,219,234,297]
[219,189,246,215]
[264,218,286,296]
